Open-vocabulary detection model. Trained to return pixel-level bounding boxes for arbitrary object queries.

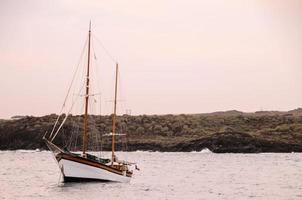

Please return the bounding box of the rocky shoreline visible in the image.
[1,109,302,153]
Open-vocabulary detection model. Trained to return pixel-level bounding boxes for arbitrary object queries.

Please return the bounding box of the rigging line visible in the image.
[92,33,117,63]
[90,37,104,123]
[91,48,103,118]
[50,98,77,142]
[68,118,76,150]
[68,102,83,150]
[73,102,85,151]
[87,93,103,151]
[50,35,88,139]
[88,99,98,151]
[51,80,86,142]
[49,35,89,140]
[50,114,68,142]
[91,36,102,96]
[117,69,127,115]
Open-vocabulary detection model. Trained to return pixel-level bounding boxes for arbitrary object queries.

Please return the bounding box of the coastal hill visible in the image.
[1,108,302,153]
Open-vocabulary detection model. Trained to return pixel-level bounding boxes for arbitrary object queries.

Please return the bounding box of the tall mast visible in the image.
[112,62,118,164]
[83,22,92,156]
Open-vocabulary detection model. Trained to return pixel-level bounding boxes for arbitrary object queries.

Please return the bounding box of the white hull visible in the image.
[59,158,131,183]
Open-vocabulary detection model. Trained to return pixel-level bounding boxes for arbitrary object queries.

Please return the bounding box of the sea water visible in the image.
[0,150,301,200]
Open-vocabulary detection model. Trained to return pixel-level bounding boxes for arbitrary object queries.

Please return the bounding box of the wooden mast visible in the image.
[83,22,92,156]
[112,63,118,164]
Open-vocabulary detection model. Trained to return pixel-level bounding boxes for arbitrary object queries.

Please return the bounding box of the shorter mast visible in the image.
[112,63,118,164]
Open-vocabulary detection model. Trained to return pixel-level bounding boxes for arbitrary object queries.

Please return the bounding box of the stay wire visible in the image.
[49,35,89,139]
[92,33,117,64]
[51,81,86,142]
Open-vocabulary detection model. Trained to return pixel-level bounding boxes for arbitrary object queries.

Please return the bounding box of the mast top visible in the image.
[89,21,91,32]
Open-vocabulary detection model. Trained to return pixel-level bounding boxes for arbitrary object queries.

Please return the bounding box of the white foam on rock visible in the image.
[190,148,213,153]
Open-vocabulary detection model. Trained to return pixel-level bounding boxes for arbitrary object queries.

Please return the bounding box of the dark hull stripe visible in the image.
[64,176,111,182]
[57,153,132,178]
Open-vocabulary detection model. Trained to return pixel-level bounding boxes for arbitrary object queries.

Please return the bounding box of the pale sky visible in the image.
[0,0,301,118]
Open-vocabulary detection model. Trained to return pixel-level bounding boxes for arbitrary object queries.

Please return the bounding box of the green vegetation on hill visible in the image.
[1,108,302,152]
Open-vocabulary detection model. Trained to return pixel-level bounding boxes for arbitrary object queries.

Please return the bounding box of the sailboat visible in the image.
[43,23,134,183]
